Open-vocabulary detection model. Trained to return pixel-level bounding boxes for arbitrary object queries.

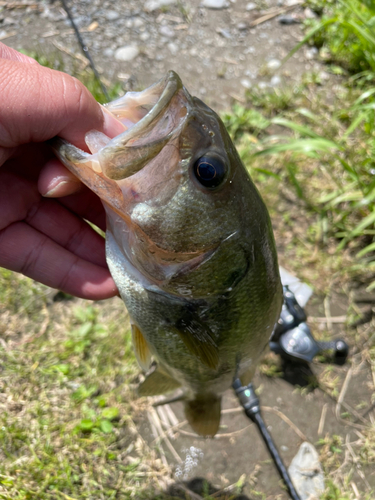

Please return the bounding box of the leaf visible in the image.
[76,322,93,338]
[102,407,120,421]
[80,419,94,432]
[53,364,70,375]
[99,419,113,434]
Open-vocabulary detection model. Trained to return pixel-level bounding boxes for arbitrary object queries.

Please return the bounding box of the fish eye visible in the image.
[193,155,227,189]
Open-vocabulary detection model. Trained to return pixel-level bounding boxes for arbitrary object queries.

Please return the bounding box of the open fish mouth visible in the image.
[50,72,213,286]
[51,71,190,184]
[86,70,190,180]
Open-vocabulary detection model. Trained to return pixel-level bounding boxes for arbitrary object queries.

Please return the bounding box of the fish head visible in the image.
[52,71,280,298]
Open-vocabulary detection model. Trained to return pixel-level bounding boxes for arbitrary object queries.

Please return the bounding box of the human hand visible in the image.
[0,43,125,299]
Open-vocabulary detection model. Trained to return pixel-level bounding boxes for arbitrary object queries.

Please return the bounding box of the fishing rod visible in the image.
[233,284,349,500]
[233,378,301,500]
[60,0,110,101]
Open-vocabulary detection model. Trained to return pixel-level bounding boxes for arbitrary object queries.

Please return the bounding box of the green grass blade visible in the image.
[282,18,339,65]
[357,241,375,258]
[338,209,375,248]
[254,138,341,157]
[271,117,321,138]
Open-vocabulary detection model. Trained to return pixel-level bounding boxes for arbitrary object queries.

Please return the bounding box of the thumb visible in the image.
[0,54,124,151]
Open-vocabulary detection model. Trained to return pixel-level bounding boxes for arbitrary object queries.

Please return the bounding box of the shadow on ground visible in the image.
[154,477,252,500]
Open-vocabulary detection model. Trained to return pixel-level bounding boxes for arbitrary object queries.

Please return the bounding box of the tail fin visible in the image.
[184,394,221,437]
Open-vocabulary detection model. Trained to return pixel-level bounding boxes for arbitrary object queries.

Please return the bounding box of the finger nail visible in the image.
[42,178,81,197]
[101,105,126,138]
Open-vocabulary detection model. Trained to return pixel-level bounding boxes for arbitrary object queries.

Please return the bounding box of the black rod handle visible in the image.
[250,410,301,500]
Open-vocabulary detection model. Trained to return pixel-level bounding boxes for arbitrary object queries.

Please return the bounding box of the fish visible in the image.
[51,71,283,437]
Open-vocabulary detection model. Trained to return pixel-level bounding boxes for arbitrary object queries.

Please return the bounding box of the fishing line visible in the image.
[60,0,110,101]
[233,378,301,500]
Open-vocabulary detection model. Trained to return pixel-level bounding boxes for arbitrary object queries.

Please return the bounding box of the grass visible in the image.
[2,3,375,496]
[0,269,163,499]
[221,0,375,497]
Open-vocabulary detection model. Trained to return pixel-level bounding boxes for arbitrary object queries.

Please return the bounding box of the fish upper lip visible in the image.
[105,71,187,148]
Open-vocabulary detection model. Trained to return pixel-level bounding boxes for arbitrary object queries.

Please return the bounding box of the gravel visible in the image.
[2,0,321,110]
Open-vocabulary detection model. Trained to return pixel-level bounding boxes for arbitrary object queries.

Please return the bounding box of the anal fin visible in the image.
[138,366,181,396]
[131,324,152,371]
[184,394,221,437]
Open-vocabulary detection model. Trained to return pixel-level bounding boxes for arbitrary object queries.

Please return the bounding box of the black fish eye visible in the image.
[193,155,227,189]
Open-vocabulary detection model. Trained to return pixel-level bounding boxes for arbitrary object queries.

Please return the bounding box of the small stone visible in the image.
[245,2,257,11]
[2,17,15,26]
[42,7,67,21]
[305,47,318,60]
[105,10,120,21]
[115,45,140,62]
[237,21,249,30]
[167,42,178,55]
[278,15,300,25]
[240,78,252,89]
[103,48,114,57]
[202,0,229,9]
[319,47,331,61]
[217,28,231,39]
[144,0,177,12]
[318,70,330,82]
[288,442,325,500]
[270,75,281,86]
[281,445,289,452]
[304,7,317,19]
[133,17,144,28]
[245,69,255,78]
[244,46,255,54]
[267,58,281,70]
[159,25,175,38]
[139,32,150,41]
[72,15,90,28]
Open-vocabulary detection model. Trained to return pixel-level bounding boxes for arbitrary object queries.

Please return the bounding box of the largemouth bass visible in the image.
[52,71,282,437]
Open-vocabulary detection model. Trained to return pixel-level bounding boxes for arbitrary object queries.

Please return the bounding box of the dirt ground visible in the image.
[1,0,375,499]
[2,0,325,109]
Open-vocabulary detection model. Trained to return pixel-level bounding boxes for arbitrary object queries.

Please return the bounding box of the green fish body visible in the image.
[52,72,282,436]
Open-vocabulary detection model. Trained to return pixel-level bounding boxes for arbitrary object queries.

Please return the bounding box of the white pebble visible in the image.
[115,45,140,62]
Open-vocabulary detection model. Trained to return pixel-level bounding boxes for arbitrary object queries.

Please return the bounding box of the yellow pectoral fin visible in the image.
[131,324,152,371]
[138,366,181,396]
[171,317,219,370]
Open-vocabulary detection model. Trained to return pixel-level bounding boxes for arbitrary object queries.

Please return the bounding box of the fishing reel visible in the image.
[269,286,349,365]
[233,282,350,500]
